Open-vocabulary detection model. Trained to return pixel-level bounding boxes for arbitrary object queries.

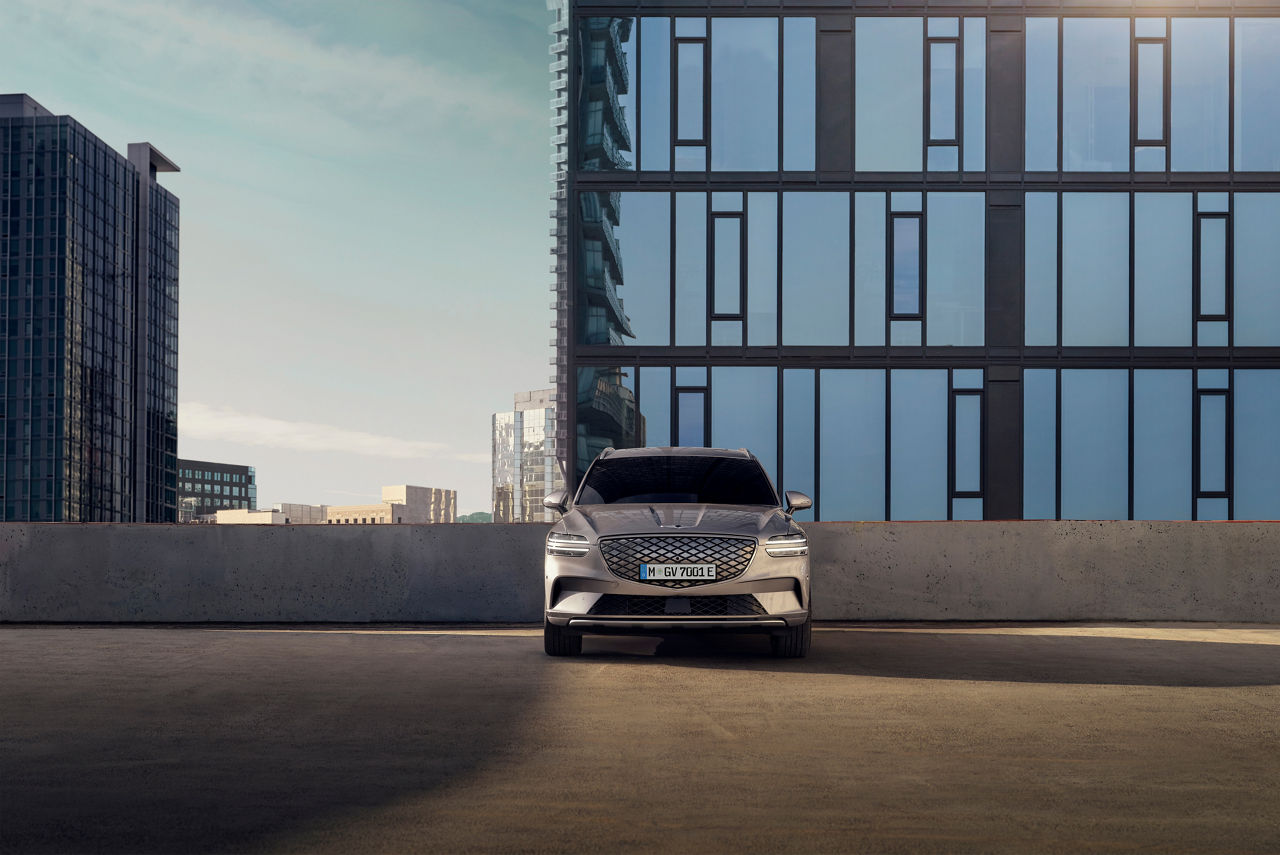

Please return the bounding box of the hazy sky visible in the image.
[0,0,555,512]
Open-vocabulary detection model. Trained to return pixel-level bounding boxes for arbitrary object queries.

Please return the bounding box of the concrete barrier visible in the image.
[1,521,1277,623]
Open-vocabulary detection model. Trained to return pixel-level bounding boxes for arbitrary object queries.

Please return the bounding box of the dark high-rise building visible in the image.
[0,94,178,522]
[554,4,1280,522]
[177,459,256,521]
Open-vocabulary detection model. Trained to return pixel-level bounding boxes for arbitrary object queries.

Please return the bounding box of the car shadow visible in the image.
[576,624,1280,688]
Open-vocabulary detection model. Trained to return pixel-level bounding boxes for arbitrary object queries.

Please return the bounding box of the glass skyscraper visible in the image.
[492,389,566,522]
[554,4,1280,522]
[0,95,178,522]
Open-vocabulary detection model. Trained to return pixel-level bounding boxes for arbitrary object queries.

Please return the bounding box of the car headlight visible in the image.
[765,532,808,557]
[546,532,590,557]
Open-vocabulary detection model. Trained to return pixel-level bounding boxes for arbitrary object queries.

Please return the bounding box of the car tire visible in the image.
[771,618,811,658]
[544,619,583,656]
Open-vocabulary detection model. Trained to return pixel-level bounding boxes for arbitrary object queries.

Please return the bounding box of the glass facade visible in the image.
[1,98,178,522]
[491,390,566,522]
[560,7,1280,521]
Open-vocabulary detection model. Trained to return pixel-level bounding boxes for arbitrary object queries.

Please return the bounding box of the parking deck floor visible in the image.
[2,624,1279,854]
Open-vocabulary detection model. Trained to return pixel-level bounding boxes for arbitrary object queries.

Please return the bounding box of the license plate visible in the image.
[640,563,716,581]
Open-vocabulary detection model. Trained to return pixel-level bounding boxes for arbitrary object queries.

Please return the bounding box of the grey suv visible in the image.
[542,446,812,658]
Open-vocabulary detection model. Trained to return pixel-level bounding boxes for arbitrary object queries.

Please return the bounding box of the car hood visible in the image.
[563,504,793,540]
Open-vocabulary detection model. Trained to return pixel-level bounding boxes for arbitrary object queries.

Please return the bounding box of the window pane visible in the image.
[711,320,742,345]
[963,18,986,171]
[929,17,958,38]
[929,42,957,141]
[927,145,958,171]
[855,18,923,171]
[674,193,706,345]
[1199,394,1227,494]
[890,370,948,521]
[1061,370,1129,520]
[747,193,778,346]
[890,320,922,346]
[1234,370,1280,519]
[1025,18,1059,171]
[578,193,631,345]
[1133,370,1191,520]
[677,390,705,447]
[782,369,815,521]
[711,18,778,171]
[783,192,849,345]
[1171,18,1228,172]
[820,370,885,521]
[677,42,704,140]
[639,18,671,171]
[1024,193,1058,345]
[616,193,670,346]
[674,145,706,171]
[954,393,981,493]
[1062,19,1129,171]
[953,369,983,390]
[1197,498,1229,521]
[783,18,817,171]
[1198,320,1228,346]
[952,498,983,520]
[675,18,704,38]
[891,217,921,315]
[1062,193,1129,345]
[712,367,777,481]
[1234,193,1280,346]
[578,18,635,172]
[926,192,985,346]
[713,217,741,315]
[1235,20,1280,171]
[1134,193,1192,346]
[1199,218,1227,317]
[577,367,640,479]
[853,192,886,345]
[1137,43,1164,141]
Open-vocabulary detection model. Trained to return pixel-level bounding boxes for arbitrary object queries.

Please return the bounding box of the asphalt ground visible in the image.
[2,624,1278,854]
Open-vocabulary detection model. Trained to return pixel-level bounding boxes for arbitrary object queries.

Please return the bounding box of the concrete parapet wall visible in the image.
[1,521,1277,623]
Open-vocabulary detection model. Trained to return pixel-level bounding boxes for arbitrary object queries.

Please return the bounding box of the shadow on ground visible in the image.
[578,626,1280,688]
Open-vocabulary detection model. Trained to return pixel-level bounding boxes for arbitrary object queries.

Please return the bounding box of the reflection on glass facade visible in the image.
[562,6,1280,521]
[1,96,178,522]
[492,390,565,523]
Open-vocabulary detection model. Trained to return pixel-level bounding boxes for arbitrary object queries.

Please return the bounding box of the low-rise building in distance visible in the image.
[492,389,564,522]
[178,459,256,521]
[212,485,455,524]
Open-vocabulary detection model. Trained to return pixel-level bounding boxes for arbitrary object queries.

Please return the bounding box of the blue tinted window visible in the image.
[674,193,706,345]
[1061,370,1128,520]
[578,193,632,346]
[953,369,983,390]
[616,193,670,346]
[639,367,670,446]
[890,320,922,346]
[1235,20,1280,171]
[782,369,815,521]
[926,192,984,346]
[1133,370,1191,520]
[853,193,886,346]
[579,18,635,172]
[1023,369,1057,519]
[952,498,983,521]
[1198,320,1229,346]
[1197,498,1230,521]
[1171,19,1229,172]
[890,370,948,520]
[1199,394,1227,494]
[1200,218,1227,317]
[783,18,816,172]
[1199,369,1230,390]
[1234,370,1280,519]
[929,42,956,141]
[713,216,741,315]
[1024,193,1057,346]
[1134,193,1192,347]
[954,393,981,494]
[855,18,923,171]
[711,18,778,171]
[1137,43,1163,142]
[963,18,986,172]
[820,370,885,521]
[783,193,849,345]
[676,367,707,386]
[712,367,777,480]
[577,368,640,478]
[747,193,778,346]
[1025,18,1058,171]
[1234,193,1280,346]
[892,218,921,315]
[675,18,704,38]
[677,390,705,447]
[1062,19,1129,172]
[677,42,704,141]
[639,18,671,171]
[1062,193,1129,346]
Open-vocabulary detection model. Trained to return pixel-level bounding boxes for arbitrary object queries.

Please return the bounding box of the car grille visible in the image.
[598,535,756,588]
[588,594,767,617]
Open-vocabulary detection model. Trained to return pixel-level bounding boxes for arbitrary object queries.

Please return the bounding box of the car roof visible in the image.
[600,446,755,460]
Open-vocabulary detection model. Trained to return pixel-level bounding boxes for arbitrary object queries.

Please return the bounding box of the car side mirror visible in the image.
[542,490,569,514]
[784,491,812,513]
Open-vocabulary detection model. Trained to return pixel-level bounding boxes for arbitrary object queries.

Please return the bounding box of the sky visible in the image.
[0,0,556,513]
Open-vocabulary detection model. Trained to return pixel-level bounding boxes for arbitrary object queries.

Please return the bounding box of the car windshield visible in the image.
[576,455,779,505]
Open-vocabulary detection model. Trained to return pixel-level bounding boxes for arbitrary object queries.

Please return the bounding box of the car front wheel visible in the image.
[544,619,583,656]
[771,618,812,658]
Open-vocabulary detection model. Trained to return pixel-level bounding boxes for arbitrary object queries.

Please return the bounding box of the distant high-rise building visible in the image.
[177,458,256,521]
[492,389,565,522]
[0,94,179,522]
